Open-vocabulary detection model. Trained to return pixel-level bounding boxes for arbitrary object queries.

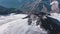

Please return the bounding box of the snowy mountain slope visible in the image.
[0,13,27,26]
[0,14,47,34]
[50,13,60,21]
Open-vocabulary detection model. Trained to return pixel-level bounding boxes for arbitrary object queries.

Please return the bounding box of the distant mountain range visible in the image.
[0,6,22,15]
[0,0,60,12]
[0,0,40,11]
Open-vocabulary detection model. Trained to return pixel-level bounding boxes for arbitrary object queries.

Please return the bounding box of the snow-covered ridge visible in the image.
[0,14,27,26]
[50,13,60,21]
[0,13,60,34]
[0,14,47,34]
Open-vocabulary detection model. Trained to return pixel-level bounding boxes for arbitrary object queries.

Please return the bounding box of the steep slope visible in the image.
[0,0,41,11]
[0,13,60,34]
[0,0,60,12]
[0,14,47,34]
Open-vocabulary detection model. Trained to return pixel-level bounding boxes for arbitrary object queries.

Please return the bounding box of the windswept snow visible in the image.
[50,13,60,21]
[0,13,60,34]
[0,14,47,34]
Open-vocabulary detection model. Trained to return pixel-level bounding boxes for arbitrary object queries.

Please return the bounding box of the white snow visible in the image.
[0,14,48,34]
[50,13,60,21]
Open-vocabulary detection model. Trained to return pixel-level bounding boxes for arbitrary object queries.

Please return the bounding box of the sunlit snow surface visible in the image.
[0,13,60,34]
